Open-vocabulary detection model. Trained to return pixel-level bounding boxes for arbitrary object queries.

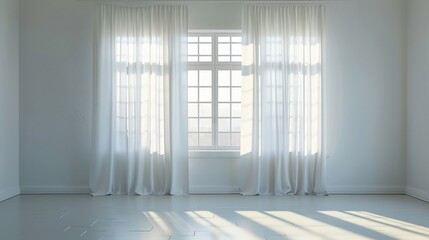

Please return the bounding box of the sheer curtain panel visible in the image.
[91,4,188,196]
[241,5,327,195]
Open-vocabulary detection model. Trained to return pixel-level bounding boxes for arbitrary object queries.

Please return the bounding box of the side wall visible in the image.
[0,0,20,201]
[19,0,406,194]
[405,0,429,201]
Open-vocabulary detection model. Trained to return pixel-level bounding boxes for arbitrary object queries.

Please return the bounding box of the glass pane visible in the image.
[199,88,212,102]
[231,133,240,146]
[218,103,230,117]
[199,103,212,117]
[218,43,231,55]
[188,43,198,55]
[199,43,212,55]
[218,133,231,146]
[199,133,212,147]
[199,118,212,132]
[218,36,230,43]
[218,70,230,86]
[232,118,241,132]
[188,133,198,147]
[199,70,212,86]
[199,71,212,86]
[199,36,212,42]
[231,103,241,117]
[188,70,198,86]
[188,87,198,102]
[199,56,212,62]
[188,119,198,132]
[218,56,231,62]
[188,56,198,62]
[188,103,198,117]
[218,88,231,102]
[231,88,241,102]
[231,70,241,86]
[231,56,242,62]
[231,36,242,43]
[188,36,198,42]
[231,44,242,55]
[218,119,231,132]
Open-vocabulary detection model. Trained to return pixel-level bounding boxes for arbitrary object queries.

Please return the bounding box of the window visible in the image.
[188,33,242,150]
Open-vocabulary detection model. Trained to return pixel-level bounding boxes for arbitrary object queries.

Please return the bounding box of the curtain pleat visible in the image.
[91,4,188,196]
[241,5,327,195]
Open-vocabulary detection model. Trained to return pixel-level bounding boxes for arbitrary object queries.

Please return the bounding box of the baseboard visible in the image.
[327,186,405,195]
[406,187,429,203]
[20,186,90,195]
[190,186,240,194]
[16,185,410,196]
[190,185,406,195]
[0,186,20,202]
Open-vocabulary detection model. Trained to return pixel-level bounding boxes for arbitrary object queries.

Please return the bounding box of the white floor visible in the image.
[0,195,428,240]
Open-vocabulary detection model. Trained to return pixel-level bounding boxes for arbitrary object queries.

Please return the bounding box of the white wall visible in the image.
[405,0,429,201]
[20,0,93,193]
[0,0,20,201]
[19,0,406,194]
[325,0,406,193]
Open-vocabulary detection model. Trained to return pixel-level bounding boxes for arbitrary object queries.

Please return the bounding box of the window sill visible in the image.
[188,150,240,158]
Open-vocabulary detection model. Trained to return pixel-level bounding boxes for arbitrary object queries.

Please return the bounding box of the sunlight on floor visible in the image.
[0,195,428,239]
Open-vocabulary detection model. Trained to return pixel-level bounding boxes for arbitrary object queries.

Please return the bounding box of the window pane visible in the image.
[188,56,198,62]
[218,36,230,43]
[188,87,198,102]
[188,119,198,132]
[231,36,242,43]
[218,103,230,117]
[199,88,212,102]
[231,88,241,102]
[199,118,212,132]
[199,70,212,86]
[188,103,198,117]
[199,103,212,117]
[188,133,198,147]
[188,36,198,42]
[218,88,231,102]
[218,70,230,86]
[188,70,198,86]
[199,133,212,146]
[231,70,241,86]
[199,43,212,55]
[232,119,241,132]
[199,71,212,86]
[231,44,242,55]
[218,44,231,55]
[231,103,241,117]
[218,119,231,132]
[199,56,212,62]
[188,43,198,55]
[199,36,212,43]
[231,56,242,62]
[218,133,231,146]
[231,133,240,146]
[218,56,231,62]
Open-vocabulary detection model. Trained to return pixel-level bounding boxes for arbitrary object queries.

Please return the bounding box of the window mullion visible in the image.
[213,35,218,149]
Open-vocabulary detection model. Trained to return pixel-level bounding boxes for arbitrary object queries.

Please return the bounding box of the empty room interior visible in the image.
[1,0,429,239]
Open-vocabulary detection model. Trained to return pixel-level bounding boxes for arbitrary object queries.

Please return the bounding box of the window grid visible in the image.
[188,69,214,147]
[188,32,242,150]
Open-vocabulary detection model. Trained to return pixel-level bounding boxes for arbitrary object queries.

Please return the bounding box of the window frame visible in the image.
[188,30,242,151]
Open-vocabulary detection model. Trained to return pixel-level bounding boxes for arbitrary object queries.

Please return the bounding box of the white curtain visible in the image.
[91,4,188,196]
[241,5,327,195]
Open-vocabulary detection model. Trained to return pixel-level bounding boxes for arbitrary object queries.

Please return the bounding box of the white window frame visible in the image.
[188,30,242,151]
